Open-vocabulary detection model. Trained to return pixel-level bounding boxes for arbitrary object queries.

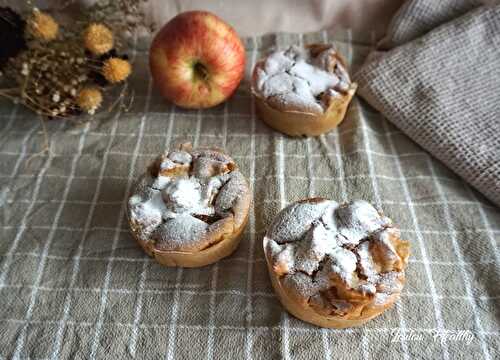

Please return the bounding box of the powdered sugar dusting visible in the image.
[267,200,335,244]
[152,175,170,190]
[265,199,408,316]
[128,191,165,241]
[294,220,336,275]
[253,45,352,113]
[327,247,358,284]
[336,200,392,245]
[162,177,210,215]
[168,150,192,164]
[357,241,379,281]
[282,272,321,301]
[152,213,209,251]
[215,171,247,212]
[128,148,248,252]
[159,158,177,172]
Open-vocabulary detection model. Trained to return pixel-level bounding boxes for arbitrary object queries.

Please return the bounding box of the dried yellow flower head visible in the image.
[84,23,114,55]
[28,9,59,41]
[102,58,132,83]
[77,87,103,115]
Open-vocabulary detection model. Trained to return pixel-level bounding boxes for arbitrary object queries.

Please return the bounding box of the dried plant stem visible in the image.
[0,88,20,101]
[124,87,135,112]
[1,1,148,120]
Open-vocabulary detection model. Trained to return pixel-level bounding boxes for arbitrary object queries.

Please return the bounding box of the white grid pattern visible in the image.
[0,104,19,148]
[271,36,291,360]
[361,124,385,355]
[426,157,491,360]
[165,106,204,360]
[0,32,498,360]
[3,282,500,302]
[3,174,493,200]
[51,33,141,359]
[318,131,347,358]
[2,252,497,269]
[306,31,334,359]
[318,30,340,360]
[128,250,149,355]
[3,317,498,336]
[1,118,65,359]
[1,123,403,141]
[49,103,137,359]
[206,240,219,359]
[0,120,66,289]
[2,144,454,162]
[166,104,204,360]
[165,266,183,360]
[382,117,451,360]
[205,101,230,360]
[466,184,500,269]
[244,36,258,360]
[89,73,153,358]
[12,120,92,360]
[129,99,177,358]
[277,133,291,360]
[0,117,52,288]
[163,102,181,360]
[366,30,412,360]
[0,120,40,206]
[346,29,371,360]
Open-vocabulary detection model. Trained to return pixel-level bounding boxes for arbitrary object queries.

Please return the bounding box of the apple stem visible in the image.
[194,62,209,80]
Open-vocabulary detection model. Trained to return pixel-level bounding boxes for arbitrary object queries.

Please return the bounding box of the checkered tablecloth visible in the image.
[0,30,499,360]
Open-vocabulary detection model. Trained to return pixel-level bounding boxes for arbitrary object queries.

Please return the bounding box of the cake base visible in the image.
[263,238,398,328]
[252,84,357,137]
[134,211,249,268]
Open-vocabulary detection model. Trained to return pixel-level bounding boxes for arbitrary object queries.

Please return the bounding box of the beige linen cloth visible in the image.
[356,0,500,207]
[0,4,499,360]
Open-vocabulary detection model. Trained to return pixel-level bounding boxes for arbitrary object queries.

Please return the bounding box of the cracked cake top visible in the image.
[252,44,353,114]
[264,198,409,318]
[127,145,250,253]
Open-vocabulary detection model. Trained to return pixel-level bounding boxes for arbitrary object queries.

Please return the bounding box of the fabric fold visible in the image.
[379,0,488,48]
[355,4,500,206]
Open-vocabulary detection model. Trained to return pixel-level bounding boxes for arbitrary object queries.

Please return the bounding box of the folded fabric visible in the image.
[355,3,500,207]
[379,0,487,48]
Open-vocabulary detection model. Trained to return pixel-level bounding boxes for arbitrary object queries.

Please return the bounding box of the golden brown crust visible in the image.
[251,43,357,137]
[130,203,249,268]
[265,254,400,328]
[252,87,356,137]
[128,144,251,267]
[263,197,410,328]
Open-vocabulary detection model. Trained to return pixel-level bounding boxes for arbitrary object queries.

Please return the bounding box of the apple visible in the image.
[149,11,246,109]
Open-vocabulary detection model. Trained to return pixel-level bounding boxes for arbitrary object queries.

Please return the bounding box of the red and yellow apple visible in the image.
[149,11,246,109]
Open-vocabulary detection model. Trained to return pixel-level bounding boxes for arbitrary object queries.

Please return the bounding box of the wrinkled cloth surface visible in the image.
[0,29,499,359]
[356,1,500,207]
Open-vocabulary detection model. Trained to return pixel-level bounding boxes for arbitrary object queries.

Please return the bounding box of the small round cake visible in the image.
[127,144,251,267]
[251,44,357,137]
[263,198,410,328]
